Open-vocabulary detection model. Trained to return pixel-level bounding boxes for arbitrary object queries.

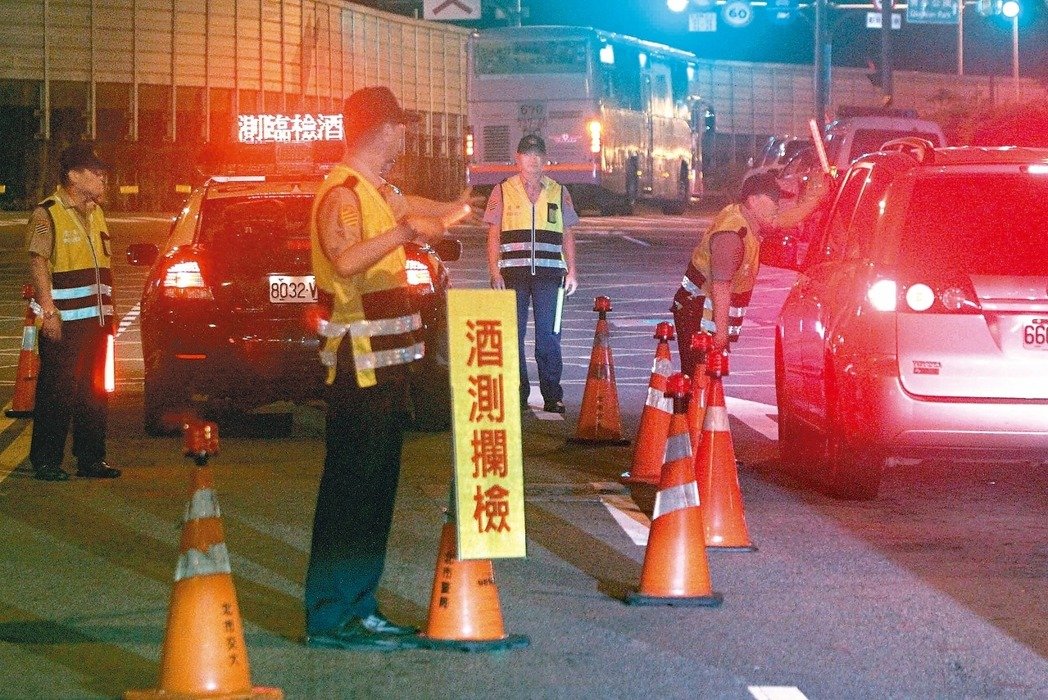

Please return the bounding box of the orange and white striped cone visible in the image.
[695,351,756,552]
[6,284,40,419]
[570,296,629,446]
[417,514,529,652]
[621,322,675,485]
[626,373,722,606]
[126,421,283,700]
[686,332,713,457]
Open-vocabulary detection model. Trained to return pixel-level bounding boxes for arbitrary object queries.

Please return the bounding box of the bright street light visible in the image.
[667,0,689,12]
[1000,0,1020,98]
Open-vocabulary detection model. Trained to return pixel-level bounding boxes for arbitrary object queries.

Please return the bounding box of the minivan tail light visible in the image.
[902,274,982,314]
[162,260,214,300]
[867,278,898,312]
[405,259,434,291]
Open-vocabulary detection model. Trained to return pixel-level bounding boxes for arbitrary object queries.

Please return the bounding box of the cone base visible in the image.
[624,590,723,607]
[707,544,758,553]
[568,436,631,447]
[416,633,530,653]
[4,409,33,419]
[124,685,284,700]
[619,471,659,485]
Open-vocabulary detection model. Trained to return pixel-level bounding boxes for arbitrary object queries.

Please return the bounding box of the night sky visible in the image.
[520,0,1048,78]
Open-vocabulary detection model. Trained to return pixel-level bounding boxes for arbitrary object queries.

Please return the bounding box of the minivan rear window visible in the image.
[898,173,1048,276]
[849,129,940,163]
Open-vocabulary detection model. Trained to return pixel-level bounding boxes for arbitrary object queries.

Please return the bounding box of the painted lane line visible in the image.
[748,687,810,700]
[599,493,650,546]
[116,302,141,339]
[0,422,32,484]
[724,396,780,441]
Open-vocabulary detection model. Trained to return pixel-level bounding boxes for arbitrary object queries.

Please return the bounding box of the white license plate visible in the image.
[1023,320,1048,350]
[268,275,317,304]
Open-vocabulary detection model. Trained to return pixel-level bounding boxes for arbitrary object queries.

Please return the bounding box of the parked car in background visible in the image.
[743,135,810,190]
[775,140,1048,499]
[823,113,945,173]
[127,170,460,435]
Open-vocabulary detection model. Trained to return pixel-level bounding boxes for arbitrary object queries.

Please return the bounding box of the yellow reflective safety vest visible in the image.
[498,175,567,277]
[674,204,760,343]
[39,190,113,325]
[310,165,424,388]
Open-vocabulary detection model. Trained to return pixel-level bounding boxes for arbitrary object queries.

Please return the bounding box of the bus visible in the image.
[466,26,705,216]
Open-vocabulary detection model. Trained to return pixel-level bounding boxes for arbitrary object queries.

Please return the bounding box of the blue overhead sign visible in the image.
[906,0,959,24]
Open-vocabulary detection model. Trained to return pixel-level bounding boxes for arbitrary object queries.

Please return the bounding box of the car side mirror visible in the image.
[126,243,159,267]
[431,237,462,263]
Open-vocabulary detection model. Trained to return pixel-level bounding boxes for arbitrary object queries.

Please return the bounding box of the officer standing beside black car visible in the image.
[26,143,121,482]
[304,86,461,651]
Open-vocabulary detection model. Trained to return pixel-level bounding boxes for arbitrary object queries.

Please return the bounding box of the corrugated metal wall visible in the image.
[0,0,468,208]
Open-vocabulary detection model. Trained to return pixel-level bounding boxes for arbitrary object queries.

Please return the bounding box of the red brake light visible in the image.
[161,260,214,300]
[405,259,434,291]
[869,273,982,314]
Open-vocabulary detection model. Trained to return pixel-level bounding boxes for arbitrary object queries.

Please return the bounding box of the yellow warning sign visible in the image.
[447,289,526,560]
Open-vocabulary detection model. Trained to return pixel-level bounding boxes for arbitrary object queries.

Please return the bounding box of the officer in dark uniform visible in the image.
[26,143,121,482]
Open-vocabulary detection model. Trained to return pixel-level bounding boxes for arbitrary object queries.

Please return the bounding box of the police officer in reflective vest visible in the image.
[671,171,830,376]
[305,86,455,651]
[484,134,579,413]
[26,143,120,482]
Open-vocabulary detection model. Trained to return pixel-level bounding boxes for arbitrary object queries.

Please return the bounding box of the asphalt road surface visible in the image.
[0,208,1044,699]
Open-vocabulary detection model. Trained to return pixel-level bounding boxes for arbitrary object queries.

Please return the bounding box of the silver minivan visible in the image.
[774,141,1048,499]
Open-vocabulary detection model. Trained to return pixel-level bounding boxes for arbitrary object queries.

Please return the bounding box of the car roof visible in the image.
[855,144,1048,171]
[826,115,943,132]
[202,176,324,200]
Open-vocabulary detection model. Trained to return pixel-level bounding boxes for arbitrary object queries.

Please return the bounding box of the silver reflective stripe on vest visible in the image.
[663,432,693,465]
[59,304,113,322]
[51,283,113,300]
[318,313,422,340]
[499,257,566,269]
[500,242,561,254]
[653,481,701,519]
[354,341,425,370]
[174,543,232,582]
[704,405,730,432]
[680,275,701,296]
[183,488,221,522]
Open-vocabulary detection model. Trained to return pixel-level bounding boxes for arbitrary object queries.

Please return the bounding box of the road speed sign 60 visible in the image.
[722,1,754,27]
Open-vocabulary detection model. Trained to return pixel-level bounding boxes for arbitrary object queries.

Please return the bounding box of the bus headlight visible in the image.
[588,120,601,154]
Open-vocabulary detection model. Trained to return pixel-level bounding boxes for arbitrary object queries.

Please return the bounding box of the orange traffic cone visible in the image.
[570,296,629,446]
[686,332,713,457]
[695,351,756,552]
[6,285,40,419]
[417,517,529,652]
[126,421,283,700]
[626,373,722,607]
[622,322,675,484]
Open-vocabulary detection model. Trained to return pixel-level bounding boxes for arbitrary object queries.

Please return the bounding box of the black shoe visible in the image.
[34,465,70,482]
[305,616,420,651]
[76,460,121,479]
[543,400,566,414]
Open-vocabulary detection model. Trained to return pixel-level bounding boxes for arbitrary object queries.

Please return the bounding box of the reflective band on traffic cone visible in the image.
[695,352,756,552]
[686,332,714,458]
[570,296,629,446]
[626,373,722,607]
[6,285,39,419]
[622,322,675,485]
[126,422,283,700]
[417,520,529,652]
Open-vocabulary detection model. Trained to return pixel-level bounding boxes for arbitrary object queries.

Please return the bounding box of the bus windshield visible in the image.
[473,40,588,76]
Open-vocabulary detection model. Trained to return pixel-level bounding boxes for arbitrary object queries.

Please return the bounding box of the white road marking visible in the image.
[116,303,140,339]
[748,687,810,700]
[724,396,779,441]
[621,235,651,247]
[600,492,650,546]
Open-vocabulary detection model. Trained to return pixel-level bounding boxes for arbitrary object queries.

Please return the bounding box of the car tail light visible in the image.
[161,260,214,301]
[866,278,898,312]
[406,259,434,291]
[588,120,602,154]
[866,274,982,314]
[465,128,474,158]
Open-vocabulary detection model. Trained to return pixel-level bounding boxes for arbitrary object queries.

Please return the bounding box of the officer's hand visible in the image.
[41,314,61,342]
[404,215,447,245]
[490,272,506,290]
[564,273,578,297]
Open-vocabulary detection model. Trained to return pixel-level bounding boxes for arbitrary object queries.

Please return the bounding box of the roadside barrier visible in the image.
[6,285,39,419]
[686,332,714,457]
[626,373,722,607]
[417,515,529,652]
[570,296,629,446]
[695,351,757,552]
[125,421,283,700]
[621,322,676,485]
